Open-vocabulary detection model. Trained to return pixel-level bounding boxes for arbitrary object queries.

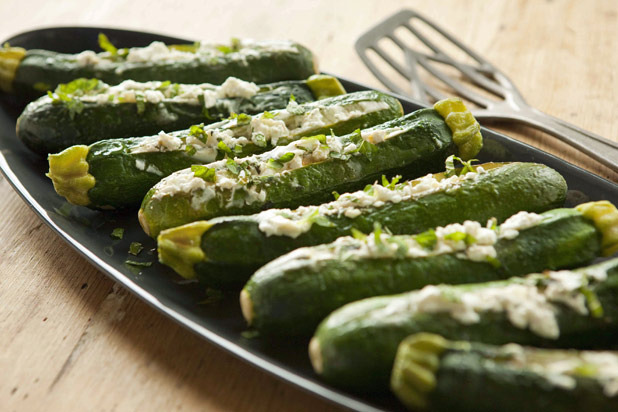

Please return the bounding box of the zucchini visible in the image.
[391,333,618,412]
[0,38,317,97]
[157,161,567,287]
[139,98,483,237]
[309,254,618,392]
[18,74,345,154]
[47,90,401,208]
[241,201,618,337]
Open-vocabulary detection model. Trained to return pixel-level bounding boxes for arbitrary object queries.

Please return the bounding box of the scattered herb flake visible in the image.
[332,191,340,200]
[191,165,217,182]
[415,229,437,249]
[185,144,197,156]
[129,242,143,256]
[253,133,267,148]
[351,227,367,241]
[262,111,276,119]
[111,227,124,239]
[125,260,152,267]
[226,159,241,175]
[217,140,233,156]
[98,33,117,56]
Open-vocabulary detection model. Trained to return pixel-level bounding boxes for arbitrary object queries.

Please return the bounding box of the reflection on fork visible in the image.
[355,9,618,172]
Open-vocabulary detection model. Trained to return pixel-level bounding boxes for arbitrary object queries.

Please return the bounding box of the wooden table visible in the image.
[1,0,616,410]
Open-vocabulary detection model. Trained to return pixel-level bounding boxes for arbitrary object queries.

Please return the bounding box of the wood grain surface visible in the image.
[0,0,616,411]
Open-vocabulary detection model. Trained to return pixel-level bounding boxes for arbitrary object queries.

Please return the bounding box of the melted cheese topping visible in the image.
[377,268,607,340]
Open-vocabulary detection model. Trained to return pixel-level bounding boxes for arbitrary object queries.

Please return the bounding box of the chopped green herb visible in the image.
[135,94,146,115]
[445,155,479,177]
[581,286,604,318]
[332,191,340,200]
[199,288,224,305]
[415,229,437,249]
[268,152,296,169]
[129,242,143,256]
[486,256,501,268]
[262,111,276,119]
[351,228,367,240]
[33,82,51,92]
[233,144,244,154]
[217,140,233,156]
[286,100,306,115]
[363,184,375,195]
[229,112,251,124]
[226,159,241,175]
[185,144,197,156]
[98,33,117,56]
[444,231,476,245]
[125,260,152,267]
[111,227,124,239]
[381,175,401,190]
[373,222,383,245]
[241,330,260,339]
[157,80,171,90]
[253,132,267,148]
[289,93,296,102]
[189,124,207,142]
[191,165,217,182]
[302,134,326,144]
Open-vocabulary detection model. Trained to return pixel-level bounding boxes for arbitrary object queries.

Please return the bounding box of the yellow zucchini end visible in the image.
[434,97,483,160]
[390,333,449,411]
[47,145,95,206]
[240,289,254,325]
[575,200,618,257]
[306,74,346,99]
[308,337,324,375]
[0,45,26,93]
[157,221,213,279]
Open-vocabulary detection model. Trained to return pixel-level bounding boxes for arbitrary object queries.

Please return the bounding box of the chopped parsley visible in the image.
[262,111,276,119]
[98,33,117,56]
[189,124,207,142]
[185,144,197,156]
[415,229,437,249]
[444,231,476,245]
[111,227,124,239]
[445,155,479,177]
[225,159,241,175]
[351,227,367,240]
[229,112,251,125]
[381,175,401,190]
[217,140,233,157]
[125,260,152,268]
[268,152,296,169]
[129,242,144,256]
[253,133,267,148]
[191,165,217,182]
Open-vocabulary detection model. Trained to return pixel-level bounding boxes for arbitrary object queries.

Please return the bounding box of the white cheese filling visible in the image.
[254,170,486,237]
[74,39,301,67]
[64,77,260,106]
[376,268,607,340]
[500,345,618,396]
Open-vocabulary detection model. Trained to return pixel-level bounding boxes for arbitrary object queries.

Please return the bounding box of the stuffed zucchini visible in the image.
[157,161,567,287]
[18,74,345,154]
[47,90,402,208]
[310,255,618,392]
[391,333,618,412]
[0,37,317,97]
[241,201,618,336]
[139,98,483,237]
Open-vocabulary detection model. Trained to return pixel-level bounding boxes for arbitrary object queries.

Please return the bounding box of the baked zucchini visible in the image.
[391,333,618,412]
[139,98,483,237]
[241,201,618,336]
[18,74,345,154]
[47,90,402,208]
[309,254,618,392]
[0,38,317,97]
[157,161,567,287]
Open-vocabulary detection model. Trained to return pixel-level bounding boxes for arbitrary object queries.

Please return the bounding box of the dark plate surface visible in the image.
[1,27,617,412]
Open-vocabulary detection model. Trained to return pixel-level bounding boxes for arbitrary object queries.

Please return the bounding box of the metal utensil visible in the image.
[355,9,618,171]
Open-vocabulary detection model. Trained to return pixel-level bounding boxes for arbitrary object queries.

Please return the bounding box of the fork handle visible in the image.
[476,108,618,172]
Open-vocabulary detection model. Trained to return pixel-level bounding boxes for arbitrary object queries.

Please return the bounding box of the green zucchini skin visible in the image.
[311,258,618,393]
[69,90,400,209]
[243,208,600,337]
[17,80,318,155]
[140,107,458,237]
[11,41,317,97]
[391,334,618,412]
[190,162,567,288]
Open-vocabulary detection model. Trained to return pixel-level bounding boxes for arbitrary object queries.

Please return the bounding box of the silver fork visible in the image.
[355,9,618,172]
